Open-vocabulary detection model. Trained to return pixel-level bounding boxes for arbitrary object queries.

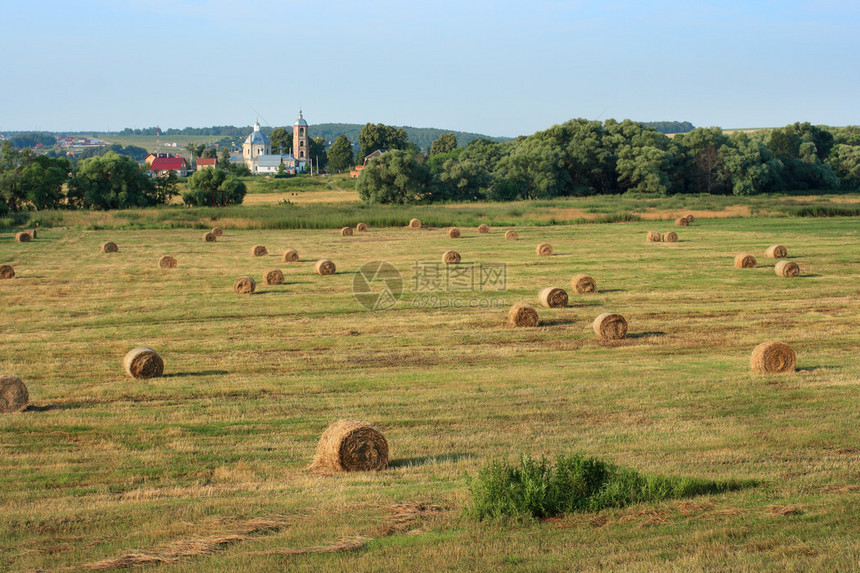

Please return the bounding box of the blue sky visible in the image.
[1,0,857,137]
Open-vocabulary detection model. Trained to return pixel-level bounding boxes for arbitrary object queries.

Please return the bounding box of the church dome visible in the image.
[294,111,308,127]
[245,121,269,145]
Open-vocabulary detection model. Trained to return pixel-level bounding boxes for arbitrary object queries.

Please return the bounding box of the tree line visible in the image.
[355,120,860,204]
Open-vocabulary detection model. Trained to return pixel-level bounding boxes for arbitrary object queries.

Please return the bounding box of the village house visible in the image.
[149,156,188,177]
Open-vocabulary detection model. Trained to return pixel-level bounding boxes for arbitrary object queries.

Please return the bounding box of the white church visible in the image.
[230,111,311,175]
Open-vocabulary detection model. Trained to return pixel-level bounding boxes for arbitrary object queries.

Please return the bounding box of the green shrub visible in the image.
[466,454,750,520]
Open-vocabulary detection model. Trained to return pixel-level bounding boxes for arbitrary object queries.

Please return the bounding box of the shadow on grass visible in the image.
[628,331,667,339]
[796,365,841,373]
[162,370,229,378]
[540,318,578,327]
[596,289,625,293]
[389,453,476,468]
[25,402,101,412]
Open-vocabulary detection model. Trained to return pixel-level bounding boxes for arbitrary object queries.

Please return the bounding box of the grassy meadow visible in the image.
[1,195,859,570]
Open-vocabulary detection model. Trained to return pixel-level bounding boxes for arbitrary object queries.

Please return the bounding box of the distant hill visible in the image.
[643,121,695,134]
[310,123,510,150]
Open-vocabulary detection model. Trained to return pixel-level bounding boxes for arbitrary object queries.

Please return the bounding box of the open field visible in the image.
[1,207,859,570]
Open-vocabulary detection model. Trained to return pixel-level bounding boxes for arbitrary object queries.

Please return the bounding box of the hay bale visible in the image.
[123,347,164,379]
[264,268,284,285]
[442,250,461,264]
[283,249,299,262]
[647,231,663,242]
[447,227,461,239]
[675,217,689,227]
[593,313,628,340]
[536,243,553,256]
[27,229,37,239]
[0,264,14,279]
[664,231,678,243]
[766,245,787,259]
[734,254,756,269]
[356,222,369,232]
[211,227,224,236]
[571,274,597,294]
[203,232,217,242]
[251,245,268,257]
[0,375,29,413]
[751,341,796,374]
[409,218,421,229]
[775,260,800,278]
[478,224,490,234]
[233,276,256,294]
[685,214,695,223]
[538,287,568,308]
[508,304,539,327]
[158,255,177,269]
[505,230,518,241]
[101,241,118,253]
[315,259,336,275]
[310,419,389,472]
[15,232,31,243]
[340,226,354,237]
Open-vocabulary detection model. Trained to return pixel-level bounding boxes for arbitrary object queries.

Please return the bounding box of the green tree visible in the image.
[308,137,327,172]
[152,171,180,204]
[827,144,860,189]
[182,168,246,206]
[186,143,206,160]
[270,127,290,154]
[201,147,218,159]
[358,123,410,159]
[435,158,491,201]
[430,133,457,156]
[67,152,158,209]
[327,134,355,173]
[356,150,430,204]
[676,127,731,194]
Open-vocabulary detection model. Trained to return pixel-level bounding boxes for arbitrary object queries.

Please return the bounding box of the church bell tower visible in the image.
[293,109,309,165]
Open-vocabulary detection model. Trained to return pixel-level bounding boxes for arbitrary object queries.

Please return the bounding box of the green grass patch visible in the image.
[466,454,750,520]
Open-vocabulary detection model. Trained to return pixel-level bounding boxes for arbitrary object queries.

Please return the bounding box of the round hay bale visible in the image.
[340,226,354,237]
[685,214,695,223]
[315,259,336,275]
[442,250,461,265]
[675,217,689,227]
[158,255,177,269]
[0,375,29,413]
[233,276,256,294]
[15,232,31,243]
[282,249,299,262]
[734,253,756,269]
[478,224,490,234]
[766,245,787,259]
[408,218,421,229]
[447,227,461,239]
[647,231,663,242]
[536,243,553,256]
[0,264,14,279]
[203,232,217,242]
[775,260,800,278]
[27,229,37,239]
[264,268,284,285]
[211,227,224,236]
[593,313,628,340]
[751,341,796,374]
[101,241,118,253]
[508,303,539,327]
[505,230,519,241]
[310,419,389,472]
[664,231,678,243]
[538,287,568,308]
[123,347,164,379]
[251,245,268,257]
[356,222,369,232]
[572,274,597,294]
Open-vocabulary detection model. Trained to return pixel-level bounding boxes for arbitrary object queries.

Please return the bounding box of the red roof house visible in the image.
[150,157,188,177]
[196,157,218,170]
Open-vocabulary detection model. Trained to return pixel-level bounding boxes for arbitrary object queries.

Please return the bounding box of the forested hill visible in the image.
[311,124,509,150]
[643,121,695,134]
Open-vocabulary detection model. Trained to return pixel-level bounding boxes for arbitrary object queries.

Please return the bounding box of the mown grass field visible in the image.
[1,200,859,571]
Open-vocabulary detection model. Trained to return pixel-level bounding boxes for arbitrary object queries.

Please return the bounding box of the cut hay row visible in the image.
[0,374,29,413]
[571,274,596,293]
[508,304,539,327]
[536,243,553,256]
[0,264,14,279]
[751,341,796,373]
[123,348,164,379]
[311,419,389,472]
[593,313,627,340]
[538,287,568,308]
